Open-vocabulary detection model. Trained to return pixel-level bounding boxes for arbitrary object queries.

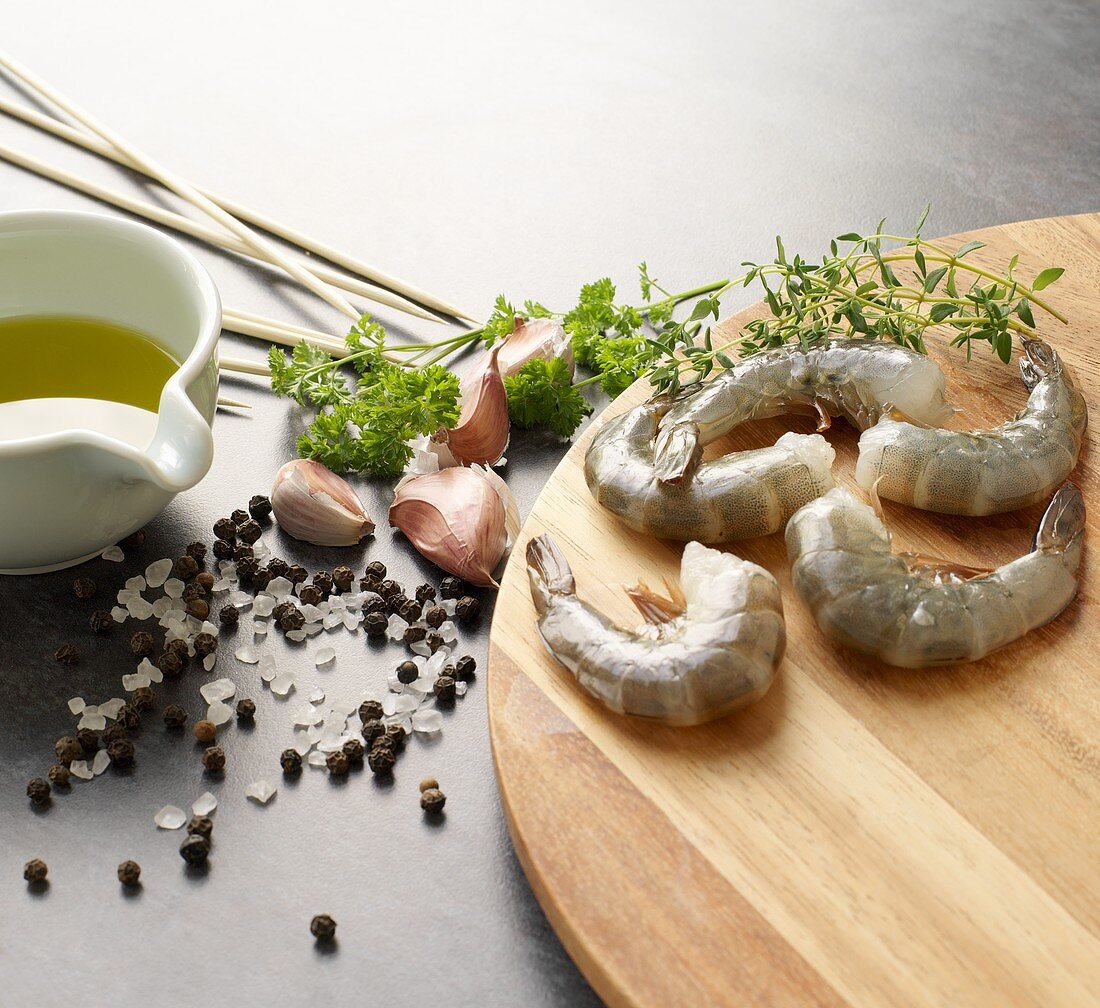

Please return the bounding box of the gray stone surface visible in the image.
[1,1,1096,1005]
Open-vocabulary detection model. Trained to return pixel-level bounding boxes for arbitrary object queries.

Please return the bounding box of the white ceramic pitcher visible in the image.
[0,210,220,573]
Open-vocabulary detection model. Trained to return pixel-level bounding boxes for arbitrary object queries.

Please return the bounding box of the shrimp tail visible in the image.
[1033,482,1085,570]
[1019,337,1061,390]
[526,533,576,616]
[652,421,703,484]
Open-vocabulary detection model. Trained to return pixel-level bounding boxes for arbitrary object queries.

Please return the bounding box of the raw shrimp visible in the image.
[856,338,1088,515]
[652,339,954,484]
[585,400,836,542]
[785,483,1085,668]
[526,533,784,725]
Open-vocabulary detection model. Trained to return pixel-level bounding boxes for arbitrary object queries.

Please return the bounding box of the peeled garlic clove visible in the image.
[435,349,509,467]
[271,459,375,547]
[497,317,575,379]
[389,468,507,587]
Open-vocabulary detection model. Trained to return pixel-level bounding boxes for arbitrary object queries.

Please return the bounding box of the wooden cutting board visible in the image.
[487,214,1100,1008]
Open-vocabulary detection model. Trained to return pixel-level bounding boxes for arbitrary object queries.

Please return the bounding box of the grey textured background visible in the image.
[1,1,1097,1005]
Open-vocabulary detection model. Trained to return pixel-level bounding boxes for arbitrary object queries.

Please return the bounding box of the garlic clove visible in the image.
[271,459,375,547]
[497,317,575,379]
[435,349,509,467]
[389,467,507,587]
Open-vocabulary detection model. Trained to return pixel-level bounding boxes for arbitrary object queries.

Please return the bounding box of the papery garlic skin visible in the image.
[390,468,507,587]
[434,349,510,467]
[497,317,575,379]
[271,459,375,547]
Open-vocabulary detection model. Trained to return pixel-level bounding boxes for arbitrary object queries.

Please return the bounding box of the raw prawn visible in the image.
[526,533,784,725]
[856,338,1087,515]
[785,483,1085,668]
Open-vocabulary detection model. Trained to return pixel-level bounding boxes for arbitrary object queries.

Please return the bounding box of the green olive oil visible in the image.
[0,315,180,412]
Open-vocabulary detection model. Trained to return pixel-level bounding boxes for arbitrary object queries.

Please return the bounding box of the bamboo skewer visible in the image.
[0,138,440,321]
[0,95,478,323]
[221,308,344,353]
[219,355,272,377]
[217,395,252,409]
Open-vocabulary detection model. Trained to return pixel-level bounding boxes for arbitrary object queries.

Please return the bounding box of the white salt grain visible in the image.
[192,791,218,816]
[258,653,278,682]
[309,687,325,703]
[342,611,360,631]
[322,613,343,630]
[394,694,420,714]
[69,759,93,780]
[212,578,232,593]
[285,629,307,642]
[128,598,155,621]
[314,647,336,667]
[101,545,125,562]
[294,705,323,727]
[267,576,293,598]
[410,640,432,657]
[125,575,147,592]
[299,603,323,623]
[307,751,327,767]
[292,732,313,755]
[207,701,234,726]
[455,681,468,697]
[438,620,458,642]
[200,679,236,703]
[235,646,261,665]
[252,620,269,637]
[67,697,85,715]
[154,805,187,829]
[99,698,126,720]
[253,594,276,618]
[146,558,173,587]
[442,599,457,616]
[152,597,172,618]
[411,709,444,733]
[386,614,409,641]
[304,622,323,637]
[92,749,111,775]
[141,657,164,684]
[78,712,107,731]
[229,590,252,608]
[111,606,129,623]
[270,672,296,697]
[163,578,185,599]
[246,780,277,804]
[317,737,344,752]
[203,653,217,672]
[122,673,152,691]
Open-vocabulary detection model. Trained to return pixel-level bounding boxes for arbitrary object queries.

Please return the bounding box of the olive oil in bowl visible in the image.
[0,315,180,446]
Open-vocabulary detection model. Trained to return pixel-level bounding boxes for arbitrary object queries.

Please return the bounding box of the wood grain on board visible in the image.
[487,214,1100,1008]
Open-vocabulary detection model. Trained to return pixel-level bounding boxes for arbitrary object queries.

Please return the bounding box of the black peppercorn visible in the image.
[385,592,410,616]
[182,582,206,604]
[121,528,147,548]
[213,517,237,542]
[403,625,427,647]
[233,543,254,563]
[231,508,250,526]
[361,592,386,615]
[266,557,289,578]
[102,723,128,746]
[163,704,188,728]
[158,651,184,678]
[117,860,141,886]
[310,914,337,942]
[312,572,334,596]
[236,698,256,721]
[278,608,305,632]
[272,601,295,623]
[186,541,207,563]
[434,675,456,702]
[359,575,383,594]
[248,494,272,521]
[194,571,216,594]
[54,643,80,665]
[332,565,354,592]
[420,787,447,813]
[187,815,214,839]
[212,539,234,561]
[117,704,141,730]
[364,611,388,637]
[130,631,155,657]
[167,638,190,661]
[384,723,408,750]
[424,606,446,629]
[235,556,260,584]
[179,834,210,866]
[47,764,70,787]
[219,603,240,627]
[252,568,272,591]
[107,739,136,769]
[202,746,226,773]
[415,583,437,604]
[280,748,303,774]
[26,778,51,806]
[398,598,423,623]
[358,699,384,723]
[298,584,323,606]
[361,718,386,744]
[425,631,446,652]
[365,560,387,580]
[287,564,308,585]
[186,598,210,621]
[174,555,200,580]
[24,858,48,883]
[194,720,216,743]
[89,609,114,635]
[73,576,97,599]
[131,686,156,711]
[378,578,402,599]
[55,736,83,764]
[76,727,100,753]
[368,743,396,774]
[325,750,349,776]
[439,576,468,600]
[342,738,365,763]
[194,633,218,656]
[455,596,481,623]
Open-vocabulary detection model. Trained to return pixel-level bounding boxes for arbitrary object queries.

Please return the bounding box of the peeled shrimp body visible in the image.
[856,338,1088,515]
[652,339,954,485]
[526,534,784,726]
[584,399,835,542]
[785,483,1085,668]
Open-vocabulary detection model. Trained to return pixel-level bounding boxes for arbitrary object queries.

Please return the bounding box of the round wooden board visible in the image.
[487,214,1100,1008]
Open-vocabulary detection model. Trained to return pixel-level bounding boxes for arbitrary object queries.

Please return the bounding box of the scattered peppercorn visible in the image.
[342,738,365,763]
[116,704,141,730]
[280,748,303,774]
[73,576,97,599]
[325,750,349,776]
[332,565,354,592]
[167,638,190,661]
[186,541,207,563]
[233,543,254,562]
[76,727,99,753]
[298,584,323,606]
[26,778,51,806]
[278,608,305,632]
[102,723,128,746]
[364,611,388,637]
[361,718,386,744]
[193,720,216,743]
[424,606,446,629]
[183,581,206,604]
[164,704,188,728]
[231,507,250,526]
[213,517,237,542]
[358,699,384,723]
[23,858,48,883]
[194,571,216,593]
[174,555,200,580]
[365,560,387,579]
[455,596,481,623]
[122,528,147,548]
[419,777,439,792]
[252,568,272,591]
[403,625,427,647]
[187,815,214,839]
[235,518,262,545]
[420,787,447,813]
[361,592,386,615]
[236,698,256,721]
[266,557,289,578]
[107,739,136,769]
[398,598,422,623]
[158,651,184,678]
[179,834,210,866]
[439,576,468,599]
[359,575,383,594]
[47,764,71,787]
[130,631,155,657]
[248,494,272,521]
[287,564,308,585]
[396,660,419,684]
[368,743,396,774]
[131,686,156,711]
[219,603,240,627]
[186,598,211,621]
[117,860,141,886]
[212,539,234,561]
[194,632,218,656]
[384,723,408,751]
[236,556,260,583]
[202,746,226,773]
[415,584,437,604]
[54,643,80,665]
[312,571,334,596]
[89,609,114,635]
[310,914,337,942]
[380,579,404,600]
[434,675,456,702]
[425,631,446,652]
[54,736,82,764]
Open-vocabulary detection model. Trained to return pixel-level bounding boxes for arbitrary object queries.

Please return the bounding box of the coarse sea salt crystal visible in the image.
[228,590,252,608]
[253,594,276,618]
[200,678,236,703]
[314,647,336,667]
[342,611,360,631]
[270,672,295,697]
[78,712,107,731]
[101,545,125,562]
[111,606,129,623]
[163,578,184,599]
[267,576,293,599]
[442,599,457,616]
[323,613,343,630]
[99,698,126,719]
[285,629,306,643]
[252,620,269,637]
[410,640,431,657]
[69,759,93,780]
[203,653,217,672]
[122,673,152,691]
[309,687,325,703]
[117,589,138,605]
[146,558,173,587]
[152,597,172,618]
[235,646,261,665]
[299,603,323,623]
[424,651,448,677]
[394,693,419,714]
[294,705,323,727]
[304,622,323,637]
[92,749,111,775]
[192,791,217,816]
[206,701,234,726]
[258,653,277,682]
[246,780,277,804]
[129,598,155,621]
[212,578,232,593]
[125,575,147,592]
[411,676,436,694]
[317,736,344,753]
[306,724,324,744]
[141,657,163,683]
[154,805,187,829]
[455,681,468,697]
[439,620,457,642]
[252,539,269,560]
[292,732,313,755]
[307,751,327,768]
[411,709,444,733]
[386,614,409,641]
[67,697,85,715]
